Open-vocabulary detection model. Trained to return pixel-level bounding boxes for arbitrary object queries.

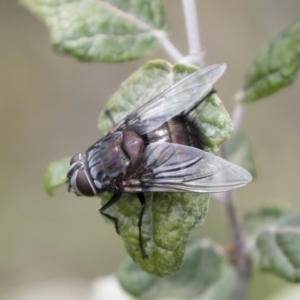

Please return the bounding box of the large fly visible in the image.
[66,64,252,258]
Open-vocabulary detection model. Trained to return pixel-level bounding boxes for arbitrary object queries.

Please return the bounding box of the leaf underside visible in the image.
[21,0,169,62]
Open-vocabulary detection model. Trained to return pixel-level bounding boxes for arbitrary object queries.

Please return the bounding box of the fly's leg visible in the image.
[184,88,216,116]
[105,110,117,127]
[99,193,121,234]
[137,193,148,259]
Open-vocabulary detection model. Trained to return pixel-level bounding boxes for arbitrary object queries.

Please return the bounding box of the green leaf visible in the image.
[44,156,70,195]
[118,239,236,300]
[243,205,289,235]
[241,17,300,103]
[256,213,300,282]
[101,191,210,277]
[21,0,168,62]
[226,131,257,178]
[98,60,232,276]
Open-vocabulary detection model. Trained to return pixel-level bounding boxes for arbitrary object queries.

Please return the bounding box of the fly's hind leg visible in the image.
[136,193,148,259]
[184,88,216,116]
[99,193,121,234]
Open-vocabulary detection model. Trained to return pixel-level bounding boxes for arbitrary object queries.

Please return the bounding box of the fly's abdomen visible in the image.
[145,115,205,149]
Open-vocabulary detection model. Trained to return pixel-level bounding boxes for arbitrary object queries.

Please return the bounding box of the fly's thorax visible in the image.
[145,115,205,149]
[121,130,144,160]
[86,132,132,191]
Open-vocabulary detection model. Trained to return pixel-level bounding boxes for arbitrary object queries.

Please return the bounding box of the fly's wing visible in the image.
[114,64,226,134]
[123,142,252,193]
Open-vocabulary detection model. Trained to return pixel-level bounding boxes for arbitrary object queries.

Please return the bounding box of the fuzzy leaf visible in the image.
[256,213,300,282]
[98,60,232,276]
[22,0,168,62]
[241,17,300,103]
[44,156,70,195]
[100,191,209,277]
[118,239,236,300]
[227,131,257,178]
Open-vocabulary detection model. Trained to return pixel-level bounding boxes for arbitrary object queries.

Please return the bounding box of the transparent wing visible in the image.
[123,142,252,193]
[114,64,226,134]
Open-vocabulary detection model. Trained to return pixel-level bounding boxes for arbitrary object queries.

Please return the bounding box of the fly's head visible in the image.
[67,153,96,197]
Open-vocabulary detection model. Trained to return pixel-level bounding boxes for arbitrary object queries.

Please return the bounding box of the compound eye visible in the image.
[70,153,81,166]
[76,169,96,197]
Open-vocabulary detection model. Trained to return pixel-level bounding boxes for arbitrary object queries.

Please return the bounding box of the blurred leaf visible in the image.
[256,213,300,282]
[266,286,300,300]
[91,275,133,300]
[98,60,232,276]
[118,239,236,300]
[21,0,168,62]
[227,130,257,178]
[44,156,70,195]
[241,17,300,103]
[243,205,289,235]
[194,266,236,300]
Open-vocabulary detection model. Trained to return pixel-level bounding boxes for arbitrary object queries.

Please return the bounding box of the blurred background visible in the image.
[1,0,300,299]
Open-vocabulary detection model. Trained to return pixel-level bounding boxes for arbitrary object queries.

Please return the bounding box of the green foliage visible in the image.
[44,156,70,195]
[118,239,236,300]
[36,0,300,294]
[241,17,300,103]
[21,0,168,62]
[256,213,300,282]
[98,60,232,276]
[226,130,257,178]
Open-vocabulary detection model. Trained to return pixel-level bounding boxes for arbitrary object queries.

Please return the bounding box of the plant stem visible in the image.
[181,0,205,66]
[223,192,251,300]
[220,102,250,300]
[159,33,184,62]
[232,103,245,132]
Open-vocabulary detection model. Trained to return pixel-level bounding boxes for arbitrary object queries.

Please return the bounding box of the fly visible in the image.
[66,64,252,258]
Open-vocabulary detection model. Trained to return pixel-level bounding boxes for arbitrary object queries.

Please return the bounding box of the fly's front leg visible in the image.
[137,193,148,259]
[99,193,121,234]
[105,110,117,127]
